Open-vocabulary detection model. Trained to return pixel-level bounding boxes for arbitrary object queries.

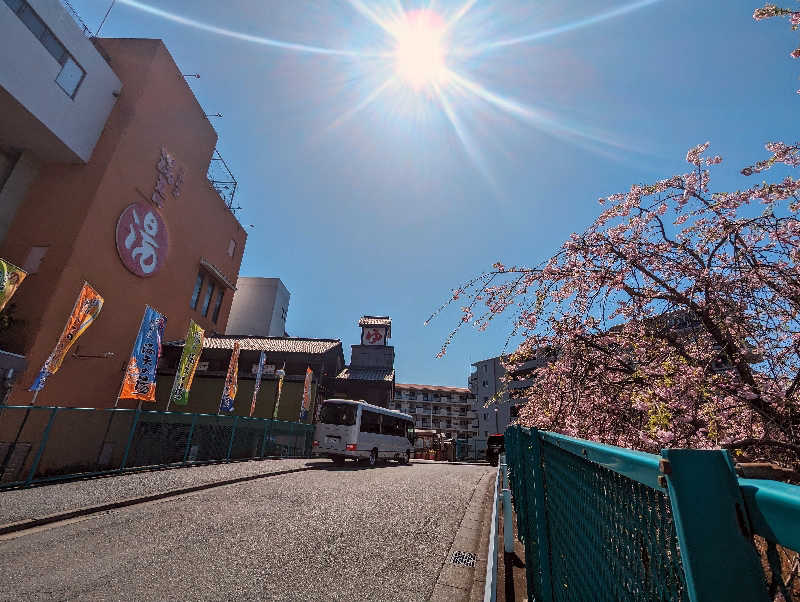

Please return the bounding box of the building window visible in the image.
[211,289,224,323]
[227,239,236,257]
[201,282,215,316]
[190,271,204,309]
[422,393,429,401]
[5,0,86,98]
[55,56,85,98]
[22,246,48,274]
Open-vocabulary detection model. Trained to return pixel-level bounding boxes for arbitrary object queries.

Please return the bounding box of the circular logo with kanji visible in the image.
[115,202,169,277]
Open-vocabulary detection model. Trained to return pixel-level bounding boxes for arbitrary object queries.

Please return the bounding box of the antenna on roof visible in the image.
[95,0,116,36]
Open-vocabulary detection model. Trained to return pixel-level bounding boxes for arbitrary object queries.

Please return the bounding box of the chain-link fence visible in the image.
[505,426,800,602]
[0,405,313,488]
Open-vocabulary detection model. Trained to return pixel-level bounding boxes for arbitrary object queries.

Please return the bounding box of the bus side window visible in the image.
[361,410,381,434]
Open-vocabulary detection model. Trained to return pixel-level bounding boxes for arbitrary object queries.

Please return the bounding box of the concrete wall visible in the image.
[0,0,121,162]
[0,39,247,408]
[0,150,40,244]
[225,277,290,337]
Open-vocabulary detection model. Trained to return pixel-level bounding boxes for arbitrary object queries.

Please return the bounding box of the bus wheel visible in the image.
[369,449,378,466]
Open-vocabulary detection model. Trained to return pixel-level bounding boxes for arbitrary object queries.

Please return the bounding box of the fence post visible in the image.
[661,448,769,602]
[24,407,58,486]
[183,413,197,465]
[226,415,239,461]
[290,422,298,457]
[260,419,270,458]
[528,428,553,601]
[120,408,141,471]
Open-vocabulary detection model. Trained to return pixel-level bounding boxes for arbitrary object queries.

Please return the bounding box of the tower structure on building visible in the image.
[331,315,395,407]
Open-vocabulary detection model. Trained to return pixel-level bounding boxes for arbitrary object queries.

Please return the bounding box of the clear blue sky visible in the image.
[70,0,798,386]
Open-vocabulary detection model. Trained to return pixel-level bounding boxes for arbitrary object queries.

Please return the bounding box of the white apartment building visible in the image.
[388,383,478,441]
[225,277,290,337]
[469,354,549,438]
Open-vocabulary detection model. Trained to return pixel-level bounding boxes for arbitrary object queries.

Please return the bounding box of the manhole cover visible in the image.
[451,551,476,567]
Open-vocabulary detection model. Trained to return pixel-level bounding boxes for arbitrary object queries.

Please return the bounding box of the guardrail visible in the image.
[0,405,314,489]
[505,426,800,602]
[484,463,500,602]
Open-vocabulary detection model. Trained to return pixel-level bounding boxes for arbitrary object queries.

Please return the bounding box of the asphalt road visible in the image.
[0,460,492,601]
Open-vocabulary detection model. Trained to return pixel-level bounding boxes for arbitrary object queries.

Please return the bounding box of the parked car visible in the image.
[486,433,505,466]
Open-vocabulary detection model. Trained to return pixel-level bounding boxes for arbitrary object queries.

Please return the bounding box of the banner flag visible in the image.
[272,363,286,420]
[30,282,103,392]
[300,366,312,421]
[219,341,240,413]
[249,351,266,417]
[169,320,204,407]
[119,306,166,401]
[0,259,26,314]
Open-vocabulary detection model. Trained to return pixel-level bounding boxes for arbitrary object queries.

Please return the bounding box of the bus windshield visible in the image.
[319,402,357,426]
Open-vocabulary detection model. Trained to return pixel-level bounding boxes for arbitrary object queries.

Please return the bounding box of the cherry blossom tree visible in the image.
[433,4,800,466]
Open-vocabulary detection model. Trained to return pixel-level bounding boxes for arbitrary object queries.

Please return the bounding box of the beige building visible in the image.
[388,383,478,441]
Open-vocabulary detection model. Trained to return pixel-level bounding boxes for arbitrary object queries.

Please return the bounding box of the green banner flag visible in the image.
[169,320,204,407]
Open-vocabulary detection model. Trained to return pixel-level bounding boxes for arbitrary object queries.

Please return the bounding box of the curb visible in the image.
[0,465,312,536]
[430,469,495,601]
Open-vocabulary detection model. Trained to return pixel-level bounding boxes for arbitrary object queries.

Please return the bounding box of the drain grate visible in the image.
[451,550,476,567]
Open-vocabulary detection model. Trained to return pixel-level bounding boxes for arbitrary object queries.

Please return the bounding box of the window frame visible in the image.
[201,281,215,317]
[190,271,204,310]
[211,288,224,323]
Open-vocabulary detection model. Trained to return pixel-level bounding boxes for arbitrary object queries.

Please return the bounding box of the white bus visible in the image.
[313,399,414,466]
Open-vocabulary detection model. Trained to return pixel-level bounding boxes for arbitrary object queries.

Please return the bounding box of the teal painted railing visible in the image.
[505,426,800,602]
[0,405,314,489]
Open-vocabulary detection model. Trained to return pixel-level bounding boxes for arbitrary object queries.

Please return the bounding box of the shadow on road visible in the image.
[305,460,412,472]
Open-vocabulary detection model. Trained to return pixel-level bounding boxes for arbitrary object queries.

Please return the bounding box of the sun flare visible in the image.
[392,10,448,90]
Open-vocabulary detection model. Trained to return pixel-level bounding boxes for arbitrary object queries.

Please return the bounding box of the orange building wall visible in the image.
[0,39,247,408]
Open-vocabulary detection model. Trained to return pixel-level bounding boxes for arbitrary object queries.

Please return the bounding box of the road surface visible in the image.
[0,460,492,601]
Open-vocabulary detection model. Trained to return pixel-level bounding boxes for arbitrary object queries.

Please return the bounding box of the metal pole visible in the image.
[1,394,38,471]
[24,407,58,486]
[119,407,141,471]
[259,419,270,457]
[226,415,238,461]
[95,408,116,468]
[182,413,197,464]
[502,488,514,554]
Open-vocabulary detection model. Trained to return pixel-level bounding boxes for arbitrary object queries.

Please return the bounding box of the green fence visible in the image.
[505,426,800,602]
[0,405,314,489]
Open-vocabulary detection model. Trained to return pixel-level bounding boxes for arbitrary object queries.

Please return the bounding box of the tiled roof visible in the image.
[335,367,395,382]
[359,316,391,327]
[396,383,471,394]
[165,336,341,355]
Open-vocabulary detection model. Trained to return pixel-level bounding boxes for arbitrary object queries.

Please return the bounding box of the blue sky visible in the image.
[70,0,798,386]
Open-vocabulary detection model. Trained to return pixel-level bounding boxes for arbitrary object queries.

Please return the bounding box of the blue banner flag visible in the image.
[119,306,166,401]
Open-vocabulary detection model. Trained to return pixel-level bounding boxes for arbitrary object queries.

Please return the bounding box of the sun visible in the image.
[392,10,448,90]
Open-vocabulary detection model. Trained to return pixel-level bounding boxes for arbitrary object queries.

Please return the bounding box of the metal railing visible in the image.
[0,405,313,489]
[207,148,239,213]
[505,426,800,601]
